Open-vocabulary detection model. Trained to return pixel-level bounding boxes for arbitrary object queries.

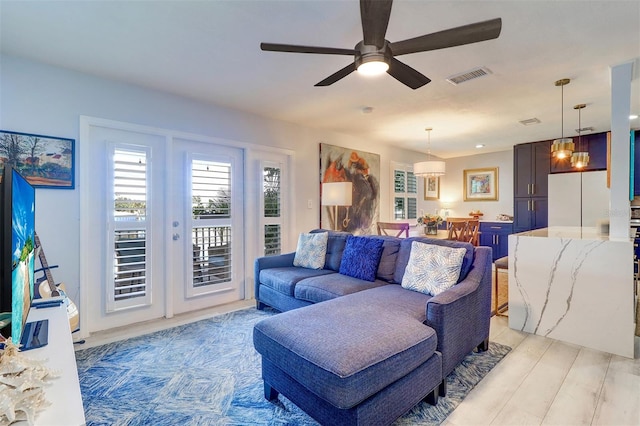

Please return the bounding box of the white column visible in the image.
[609,61,634,240]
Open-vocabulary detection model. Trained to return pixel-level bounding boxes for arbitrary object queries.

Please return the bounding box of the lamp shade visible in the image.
[321,182,353,206]
[551,137,575,159]
[570,151,590,168]
[414,160,446,177]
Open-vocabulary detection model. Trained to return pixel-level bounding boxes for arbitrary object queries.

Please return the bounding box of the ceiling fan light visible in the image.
[414,160,446,177]
[357,60,389,76]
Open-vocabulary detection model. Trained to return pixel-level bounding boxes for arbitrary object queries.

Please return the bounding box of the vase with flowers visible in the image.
[417,213,443,235]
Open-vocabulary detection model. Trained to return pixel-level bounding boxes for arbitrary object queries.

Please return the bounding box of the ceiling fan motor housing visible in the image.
[355,41,392,69]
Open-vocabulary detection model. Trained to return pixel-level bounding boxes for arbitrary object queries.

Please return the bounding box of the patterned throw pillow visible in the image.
[338,236,384,282]
[293,232,329,269]
[401,241,466,296]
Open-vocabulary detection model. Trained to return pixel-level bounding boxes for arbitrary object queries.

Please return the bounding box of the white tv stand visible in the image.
[18,301,85,425]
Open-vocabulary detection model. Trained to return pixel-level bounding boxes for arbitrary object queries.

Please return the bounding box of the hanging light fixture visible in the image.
[414,127,446,177]
[550,78,575,159]
[571,103,590,169]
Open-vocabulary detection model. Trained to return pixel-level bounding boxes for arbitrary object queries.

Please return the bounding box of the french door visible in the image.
[170,138,244,314]
[80,118,246,335]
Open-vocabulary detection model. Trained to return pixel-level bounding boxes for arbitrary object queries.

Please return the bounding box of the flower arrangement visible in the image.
[417,214,443,226]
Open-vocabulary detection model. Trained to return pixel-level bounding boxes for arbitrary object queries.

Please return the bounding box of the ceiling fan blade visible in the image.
[360,0,393,48]
[390,18,502,56]
[315,63,357,87]
[387,57,431,89]
[260,43,356,56]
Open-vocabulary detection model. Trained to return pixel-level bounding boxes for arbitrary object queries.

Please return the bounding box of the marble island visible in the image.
[508,226,636,358]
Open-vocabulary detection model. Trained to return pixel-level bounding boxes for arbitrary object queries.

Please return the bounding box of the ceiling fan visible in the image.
[260,0,502,89]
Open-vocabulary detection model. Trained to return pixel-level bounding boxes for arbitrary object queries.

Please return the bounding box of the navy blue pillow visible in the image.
[339,236,385,282]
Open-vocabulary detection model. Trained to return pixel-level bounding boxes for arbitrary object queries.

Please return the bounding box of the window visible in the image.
[191,159,232,288]
[262,165,282,256]
[392,163,417,220]
[109,147,151,311]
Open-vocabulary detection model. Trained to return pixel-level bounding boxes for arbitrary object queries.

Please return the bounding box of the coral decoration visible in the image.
[0,338,58,425]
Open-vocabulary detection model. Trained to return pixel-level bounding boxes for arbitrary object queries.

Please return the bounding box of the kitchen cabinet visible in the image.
[550,131,608,173]
[513,198,548,233]
[514,140,550,232]
[631,130,640,196]
[479,221,513,261]
[514,141,550,198]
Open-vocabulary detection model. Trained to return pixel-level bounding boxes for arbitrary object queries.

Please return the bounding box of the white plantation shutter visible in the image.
[109,147,151,311]
[190,159,233,290]
[262,164,282,256]
[392,163,417,221]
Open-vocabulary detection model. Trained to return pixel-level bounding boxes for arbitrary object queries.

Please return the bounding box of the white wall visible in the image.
[3,54,482,309]
[419,150,513,220]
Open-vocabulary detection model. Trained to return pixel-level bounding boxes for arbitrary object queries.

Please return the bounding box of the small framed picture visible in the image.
[424,176,440,200]
[463,167,498,201]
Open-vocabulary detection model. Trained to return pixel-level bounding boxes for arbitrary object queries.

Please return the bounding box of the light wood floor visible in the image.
[449,268,640,426]
[78,271,640,426]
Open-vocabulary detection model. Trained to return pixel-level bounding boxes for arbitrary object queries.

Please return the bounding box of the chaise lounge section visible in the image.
[253,230,493,425]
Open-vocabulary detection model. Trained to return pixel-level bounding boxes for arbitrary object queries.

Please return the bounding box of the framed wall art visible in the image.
[0,130,75,188]
[463,167,498,201]
[423,176,440,200]
[319,143,380,235]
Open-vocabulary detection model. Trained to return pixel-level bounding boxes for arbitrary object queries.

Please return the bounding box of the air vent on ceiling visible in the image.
[446,67,492,85]
[519,118,541,126]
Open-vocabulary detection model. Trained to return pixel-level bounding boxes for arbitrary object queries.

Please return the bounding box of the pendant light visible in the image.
[571,103,590,169]
[414,128,446,177]
[550,78,575,159]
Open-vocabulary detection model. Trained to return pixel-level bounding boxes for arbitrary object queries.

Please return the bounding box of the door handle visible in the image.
[531,183,535,195]
[527,183,531,195]
[173,233,180,241]
[532,200,535,211]
[528,199,531,211]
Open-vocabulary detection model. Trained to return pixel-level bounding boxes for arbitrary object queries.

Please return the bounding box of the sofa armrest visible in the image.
[425,246,492,376]
[254,252,296,302]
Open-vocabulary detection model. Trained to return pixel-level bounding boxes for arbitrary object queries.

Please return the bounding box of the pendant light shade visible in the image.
[414,128,446,177]
[550,79,575,159]
[571,103,590,169]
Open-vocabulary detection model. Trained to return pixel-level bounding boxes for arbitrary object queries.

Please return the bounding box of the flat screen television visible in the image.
[0,165,47,350]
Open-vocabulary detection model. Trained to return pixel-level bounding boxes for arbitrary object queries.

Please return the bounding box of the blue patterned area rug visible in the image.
[75,308,510,425]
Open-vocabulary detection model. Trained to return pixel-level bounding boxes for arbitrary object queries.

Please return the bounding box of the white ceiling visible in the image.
[1,0,639,158]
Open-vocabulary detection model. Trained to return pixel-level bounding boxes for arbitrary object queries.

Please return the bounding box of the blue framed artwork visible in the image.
[0,130,75,189]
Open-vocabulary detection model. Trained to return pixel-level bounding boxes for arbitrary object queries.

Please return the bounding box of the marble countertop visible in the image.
[513,226,630,241]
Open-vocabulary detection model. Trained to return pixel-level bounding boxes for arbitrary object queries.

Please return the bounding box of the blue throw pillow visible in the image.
[339,236,384,282]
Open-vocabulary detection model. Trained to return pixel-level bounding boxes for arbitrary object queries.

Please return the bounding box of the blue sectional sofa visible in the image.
[253,230,493,425]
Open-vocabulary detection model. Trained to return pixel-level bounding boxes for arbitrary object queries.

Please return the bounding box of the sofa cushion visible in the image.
[253,286,437,409]
[260,267,335,296]
[401,241,466,296]
[339,236,384,282]
[375,236,401,282]
[310,229,351,271]
[394,237,475,284]
[294,273,388,304]
[293,232,328,269]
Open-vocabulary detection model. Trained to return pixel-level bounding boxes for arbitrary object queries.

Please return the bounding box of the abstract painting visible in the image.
[463,167,498,201]
[319,143,380,235]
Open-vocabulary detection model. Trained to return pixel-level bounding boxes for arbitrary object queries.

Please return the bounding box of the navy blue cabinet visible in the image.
[632,130,640,196]
[550,131,608,174]
[514,140,550,233]
[479,222,513,261]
